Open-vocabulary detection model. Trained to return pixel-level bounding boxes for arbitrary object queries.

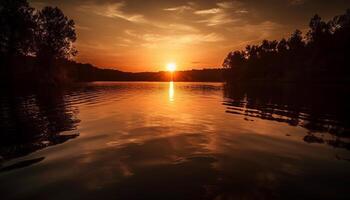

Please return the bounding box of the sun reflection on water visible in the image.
[169,81,174,102]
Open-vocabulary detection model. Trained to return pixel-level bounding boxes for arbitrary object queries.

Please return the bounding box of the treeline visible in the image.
[63,60,223,82]
[0,0,76,85]
[223,9,350,83]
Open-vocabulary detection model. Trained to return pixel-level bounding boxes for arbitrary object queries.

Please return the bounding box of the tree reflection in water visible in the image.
[0,88,80,164]
[223,83,350,152]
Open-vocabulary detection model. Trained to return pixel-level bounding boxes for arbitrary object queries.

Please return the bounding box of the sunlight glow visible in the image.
[166,63,176,72]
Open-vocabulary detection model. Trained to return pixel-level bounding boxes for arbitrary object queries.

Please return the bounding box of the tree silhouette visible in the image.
[36,6,77,62]
[1,1,79,85]
[223,9,350,83]
[288,30,304,50]
[307,15,331,43]
[277,38,288,53]
[0,0,36,58]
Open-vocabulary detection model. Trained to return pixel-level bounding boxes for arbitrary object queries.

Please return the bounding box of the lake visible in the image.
[1,82,349,199]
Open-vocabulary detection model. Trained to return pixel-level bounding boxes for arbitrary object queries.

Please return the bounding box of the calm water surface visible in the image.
[0,82,349,199]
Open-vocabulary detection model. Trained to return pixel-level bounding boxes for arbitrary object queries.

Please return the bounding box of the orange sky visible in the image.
[30,0,350,72]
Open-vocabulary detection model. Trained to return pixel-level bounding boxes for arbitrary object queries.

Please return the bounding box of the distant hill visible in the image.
[1,57,224,84]
[63,60,224,82]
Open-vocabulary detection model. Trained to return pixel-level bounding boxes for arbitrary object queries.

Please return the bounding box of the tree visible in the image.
[261,40,278,53]
[0,0,36,57]
[307,14,331,43]
[223,51,246,69]
[277,38,288,53]
[288,30,304,51]
[223,10,350,83]
[331,9,350,32]
[36,6,77,62]
[330,9,350,45]
[245,45,259,59]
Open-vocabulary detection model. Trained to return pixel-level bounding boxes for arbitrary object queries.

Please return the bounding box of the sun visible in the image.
[166,63,176,72]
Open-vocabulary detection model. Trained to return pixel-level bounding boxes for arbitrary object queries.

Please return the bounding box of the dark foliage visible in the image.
[0,0,77,85]
[36,6,77,61]
[223,9,350,83]
[0,0,36,57]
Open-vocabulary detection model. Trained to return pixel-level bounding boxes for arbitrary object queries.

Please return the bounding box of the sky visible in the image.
[29,0,350,72]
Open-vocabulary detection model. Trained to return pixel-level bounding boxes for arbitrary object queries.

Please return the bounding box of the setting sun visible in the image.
[166,63,176,72]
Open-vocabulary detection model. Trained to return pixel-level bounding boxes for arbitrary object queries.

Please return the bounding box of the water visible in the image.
[0,82,349,199]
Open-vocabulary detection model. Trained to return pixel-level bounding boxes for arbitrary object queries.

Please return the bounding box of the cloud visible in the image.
[236,10,248,14]
[77,2,200,32]
[197,13,239,26]
[143,33,224,43]
[77,2,147,23]
[194,1,247,26]
[216,1,248,14]
[163,5,192,12]
[194,8,221,15]
[217,1,243,9]
[226,20,285,49]
[162,24,199,32]
[124,30,225,48]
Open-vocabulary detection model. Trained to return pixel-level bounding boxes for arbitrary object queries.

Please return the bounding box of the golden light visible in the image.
[169,81,174,102]
[166,63,176,72]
